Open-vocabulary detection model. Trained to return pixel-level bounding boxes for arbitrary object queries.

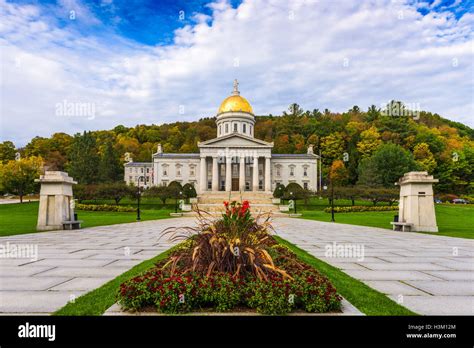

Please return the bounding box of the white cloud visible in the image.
[0,0,472,146]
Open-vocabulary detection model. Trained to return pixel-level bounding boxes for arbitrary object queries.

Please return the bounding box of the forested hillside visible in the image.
[1,102,473,194]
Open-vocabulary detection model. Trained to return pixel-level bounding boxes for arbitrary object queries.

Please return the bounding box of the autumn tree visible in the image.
[413,142,437,173]
[357,126,382,158]
[329,160,349,186]
[0,141,16,164]
[0,157,43,202]
[320,132,345,165]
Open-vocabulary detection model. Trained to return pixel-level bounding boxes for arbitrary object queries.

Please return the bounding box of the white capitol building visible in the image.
[125,80,321,197]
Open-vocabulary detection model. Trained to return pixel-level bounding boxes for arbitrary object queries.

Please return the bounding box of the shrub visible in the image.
[182,183,197,199]
[273,183,285,198]
[117,200,342,315]
[76,203,135,212]
[323,205,398,213]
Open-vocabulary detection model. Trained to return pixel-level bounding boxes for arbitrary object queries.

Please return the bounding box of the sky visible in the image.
[0,0,473,146]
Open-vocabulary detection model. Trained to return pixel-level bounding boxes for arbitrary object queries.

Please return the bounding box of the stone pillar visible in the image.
[36,171,77,231]
[398,171,439,232]
[239,156,246,191]
[225,157,232,191]
[265,156,271,192]
[252,155,259,191]
[212,156,219,192]
[199,156,207,193]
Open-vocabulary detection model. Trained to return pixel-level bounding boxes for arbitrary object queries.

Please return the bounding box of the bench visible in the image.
[390,222,413,232]
[62,220,83,230]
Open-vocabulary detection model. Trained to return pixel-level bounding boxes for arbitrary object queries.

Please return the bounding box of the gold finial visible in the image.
[232,79,240,95]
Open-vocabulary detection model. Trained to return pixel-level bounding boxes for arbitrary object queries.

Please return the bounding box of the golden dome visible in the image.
[217,79,253,114]
[218,95,253,114]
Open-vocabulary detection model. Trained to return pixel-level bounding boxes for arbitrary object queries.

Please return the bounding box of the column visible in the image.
[239,156,246,191]
[265,156,271,192]
[212,156,219,191]
[199,156,207,193]
[252,155,259,191]
[225,156,232,191]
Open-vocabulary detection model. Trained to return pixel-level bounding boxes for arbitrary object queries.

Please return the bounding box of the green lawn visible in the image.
[0,202,173,237]
[299,204,474,239]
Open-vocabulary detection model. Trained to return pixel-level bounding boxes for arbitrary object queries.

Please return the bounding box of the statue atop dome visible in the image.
[232,79,240,95]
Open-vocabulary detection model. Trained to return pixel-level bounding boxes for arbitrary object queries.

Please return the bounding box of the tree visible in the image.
[357,126,382,158]
[99,140,123,183]
[413,142,437,173]
[67,131,100,184]
[182,183,197,201]
[0,141,16,164]
[357,143,418,187]
[320,132,345,165]
[96,183,133,204]
[0,157,43,202]
[329,160,349,186]
[283,182,311,205]
[146,185,171,205]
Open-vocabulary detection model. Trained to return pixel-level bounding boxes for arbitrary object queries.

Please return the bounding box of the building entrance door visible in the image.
[232,178,239,191]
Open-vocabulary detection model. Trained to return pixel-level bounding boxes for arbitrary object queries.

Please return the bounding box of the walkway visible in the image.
[0,218,194,314]
[273,218,474,315]
[1,217,472,315]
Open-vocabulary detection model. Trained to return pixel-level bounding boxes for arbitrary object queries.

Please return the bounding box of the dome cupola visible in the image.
[216,80,255,138]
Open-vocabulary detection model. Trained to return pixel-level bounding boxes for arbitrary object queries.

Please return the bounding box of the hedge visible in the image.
[324,205,399,213]
[76,203,136,213]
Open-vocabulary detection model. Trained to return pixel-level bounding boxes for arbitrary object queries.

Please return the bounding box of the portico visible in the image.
[198,148,272,193]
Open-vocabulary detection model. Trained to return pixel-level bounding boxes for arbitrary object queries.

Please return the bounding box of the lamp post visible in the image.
[136,175,144,221]
[323,184,335,222]
[290,191,297,214]
[175,191,183,213]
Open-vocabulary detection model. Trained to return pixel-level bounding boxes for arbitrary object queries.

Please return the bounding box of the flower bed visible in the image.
[76,203,136,212]
[324,205,398,213]
[117,201,342,315]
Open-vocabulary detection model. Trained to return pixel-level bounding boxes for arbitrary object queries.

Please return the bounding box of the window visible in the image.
[303,182,308,190]
[275,165,281,177]
[208,181,212,189]
[259,180,263,190]
[141,168,144,173]
[190,166,195,177]
[146,168,149,173]
[163,165,168,176]
[177,169,181,177]
[245,181,250,190]
[234,123,238,132]
[219,125,221,135]
[162,180,168,186]
[225,123,229,133]
[129,176,132,181]
[303,166,308,177]
[243,124,246,133]
[250,125,252,135]
[289,166,295,176]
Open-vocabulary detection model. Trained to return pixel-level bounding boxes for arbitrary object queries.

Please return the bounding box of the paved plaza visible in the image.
[273,218,474,315]
[0,217,472,315]
[0,218,192,314]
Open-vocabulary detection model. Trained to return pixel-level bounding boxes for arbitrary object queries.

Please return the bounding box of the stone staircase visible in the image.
[182,191,285,217]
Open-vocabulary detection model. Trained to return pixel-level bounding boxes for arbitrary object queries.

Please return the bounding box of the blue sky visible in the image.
[1,0,473,145]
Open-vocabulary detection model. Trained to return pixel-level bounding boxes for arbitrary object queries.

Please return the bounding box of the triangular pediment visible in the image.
[199,133,273,148]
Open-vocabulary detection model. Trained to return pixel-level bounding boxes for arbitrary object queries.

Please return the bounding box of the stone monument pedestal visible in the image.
[36,171,77,231]
[397,171,439,232]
